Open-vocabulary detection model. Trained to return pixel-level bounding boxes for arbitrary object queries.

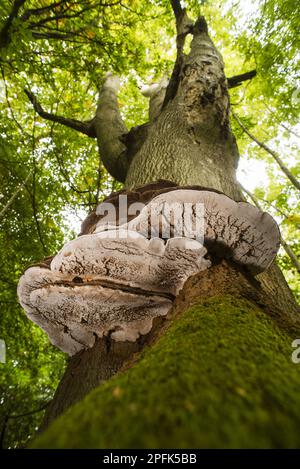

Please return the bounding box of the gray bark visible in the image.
[125,18,241,200]
[94,74,129,182]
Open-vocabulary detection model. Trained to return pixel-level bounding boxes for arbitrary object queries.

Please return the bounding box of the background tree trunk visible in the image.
[39,14,299,446]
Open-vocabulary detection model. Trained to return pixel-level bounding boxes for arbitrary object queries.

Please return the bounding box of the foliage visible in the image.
[225,0,300,296]
[0,0,299,447]
[32,295,300,449]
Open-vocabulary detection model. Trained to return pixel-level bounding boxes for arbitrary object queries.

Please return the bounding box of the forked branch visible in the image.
[233,111,300,191]
[25,74,130,183]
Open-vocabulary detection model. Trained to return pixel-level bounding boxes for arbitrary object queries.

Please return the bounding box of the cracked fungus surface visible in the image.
[18,236,210,353]
[32,295,300,449]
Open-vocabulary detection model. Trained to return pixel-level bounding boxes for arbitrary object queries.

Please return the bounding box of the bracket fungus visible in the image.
[18,183,280,355]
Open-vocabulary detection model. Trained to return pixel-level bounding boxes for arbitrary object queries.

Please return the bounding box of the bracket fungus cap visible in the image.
[18,185,280,355]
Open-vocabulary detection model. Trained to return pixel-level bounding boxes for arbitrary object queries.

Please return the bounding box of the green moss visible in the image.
[32,295,300,448]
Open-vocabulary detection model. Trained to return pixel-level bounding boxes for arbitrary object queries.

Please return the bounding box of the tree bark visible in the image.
[39,13,299,445]
[35,262,300,448]
[125,17,241,200]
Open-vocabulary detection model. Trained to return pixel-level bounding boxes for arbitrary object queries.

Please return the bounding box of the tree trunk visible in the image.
[35,262,300,448]
[125,19,240,200]
[38,14,300,446]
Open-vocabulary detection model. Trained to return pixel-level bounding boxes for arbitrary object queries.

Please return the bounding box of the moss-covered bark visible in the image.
[32,295,300,448]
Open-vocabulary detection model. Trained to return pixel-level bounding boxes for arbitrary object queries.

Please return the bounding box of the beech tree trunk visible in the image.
[38,13,300,447]
[125,19,240,200]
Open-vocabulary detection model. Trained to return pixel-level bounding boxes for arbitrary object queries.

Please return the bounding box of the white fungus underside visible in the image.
[18,236,210,355]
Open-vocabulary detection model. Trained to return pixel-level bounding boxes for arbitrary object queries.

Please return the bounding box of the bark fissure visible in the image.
[49,278,176,301]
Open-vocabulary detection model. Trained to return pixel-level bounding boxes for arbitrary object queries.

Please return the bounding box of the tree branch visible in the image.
[28,4,97,29]
[94,73,129,182]
[31,30,82,41]
[162,0,193,108]
[0,169,33,219]
[240,183,300,274]
[233,111,300,191]
[263,101,300,139]
[227,70,256,89]
[8,400,51,419]
[0,65,26,135]
[0,0,26,51]
[21,1,70,21]
[279,237,300,275]
[95,154,103,205]
[0,401,51,448]
[52,143,90,196]
[24,89,96,138]
[0,415,9,449]
[170,0,183,19]
[30,118,47,254]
